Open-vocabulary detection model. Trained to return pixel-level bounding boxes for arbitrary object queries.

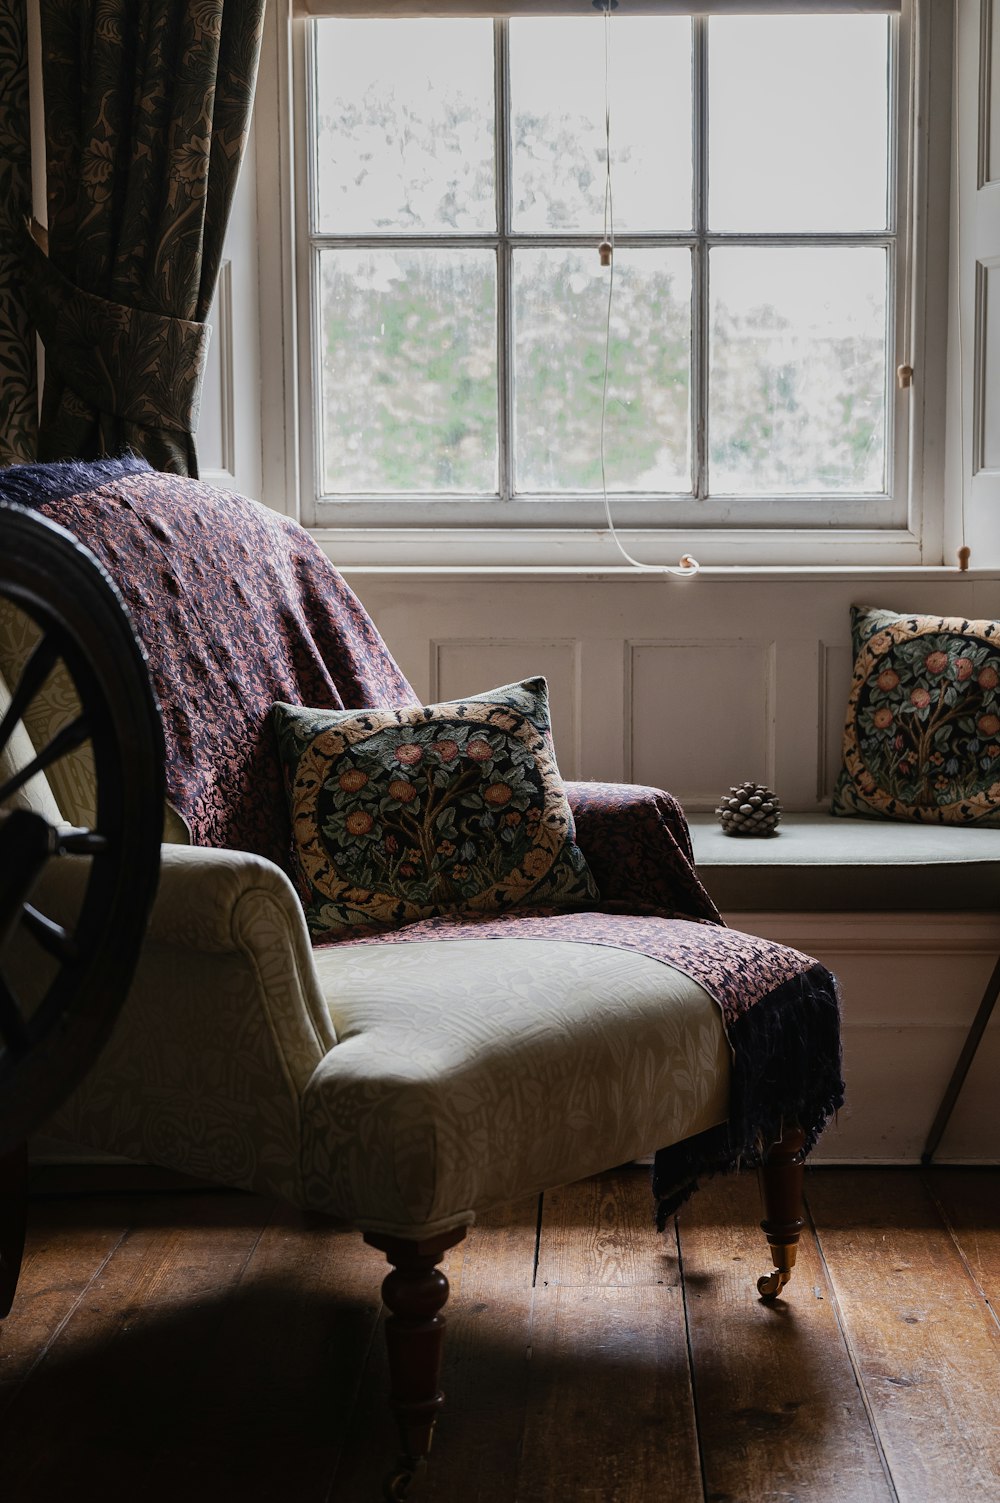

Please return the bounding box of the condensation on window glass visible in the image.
[709,247,888,495]
[318,249,498,495]
[709,15,889,233]
[513,248,692,494]
[313,19,495,234]
[510,17,692,234]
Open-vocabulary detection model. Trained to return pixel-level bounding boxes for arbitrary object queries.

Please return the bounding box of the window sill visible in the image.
[312,524,950,575]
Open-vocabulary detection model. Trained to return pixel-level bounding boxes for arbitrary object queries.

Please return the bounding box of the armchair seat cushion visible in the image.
[303,937,730,1238]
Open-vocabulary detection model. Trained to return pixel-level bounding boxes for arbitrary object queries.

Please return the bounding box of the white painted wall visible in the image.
[346,566,1000,806]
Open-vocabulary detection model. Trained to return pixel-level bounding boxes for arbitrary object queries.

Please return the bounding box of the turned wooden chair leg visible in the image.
[0,1140,28,1319]
[364,1226,467,1500]
[756,1123,806,1302]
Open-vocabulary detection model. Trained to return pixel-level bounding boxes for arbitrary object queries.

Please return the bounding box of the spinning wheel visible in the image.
[0,502,164,1312]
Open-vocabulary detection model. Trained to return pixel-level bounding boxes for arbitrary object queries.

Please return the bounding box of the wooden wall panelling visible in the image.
[627,638,776,810]
[818,641,854,802]
[431,637,582,779]
[979,0,1000,189]
[352,573,1000,816]
[728,912,1000,1163]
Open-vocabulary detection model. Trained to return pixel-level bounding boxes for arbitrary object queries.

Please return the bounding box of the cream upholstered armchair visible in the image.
[0,459,842,1500]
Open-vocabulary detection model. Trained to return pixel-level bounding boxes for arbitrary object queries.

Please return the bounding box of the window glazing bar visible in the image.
[303,3,901,17]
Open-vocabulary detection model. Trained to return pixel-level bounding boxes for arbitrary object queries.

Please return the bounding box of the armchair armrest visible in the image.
[149,844,309,952]
[564,780,721,923]
[35,842,336,1198]
[146,843,337,1053]
[33,841,336,1057]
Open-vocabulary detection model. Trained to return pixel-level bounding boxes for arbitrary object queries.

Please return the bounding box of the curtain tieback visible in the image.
[19,219,209,436]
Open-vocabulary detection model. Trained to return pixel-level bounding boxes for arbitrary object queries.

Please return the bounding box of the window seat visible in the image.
[688,812,1000,1165]
[688,813,1000,913]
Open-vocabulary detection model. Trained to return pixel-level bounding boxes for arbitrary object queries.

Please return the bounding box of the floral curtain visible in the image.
[20,0,266,476]
[0,0,37,466]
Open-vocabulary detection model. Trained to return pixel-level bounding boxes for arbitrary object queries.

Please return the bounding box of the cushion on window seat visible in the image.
[689,812,1000,912]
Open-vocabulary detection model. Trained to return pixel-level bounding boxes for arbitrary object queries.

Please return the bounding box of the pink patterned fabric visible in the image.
[565,780,722,926]
[32,466,418,869]
[331,907,812,1023]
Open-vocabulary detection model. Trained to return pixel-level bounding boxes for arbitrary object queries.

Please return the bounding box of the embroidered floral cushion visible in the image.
[272,677,599,938]
[830,605,1000,826]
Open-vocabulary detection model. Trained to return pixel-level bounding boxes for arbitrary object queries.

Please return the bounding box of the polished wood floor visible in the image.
[0,1165,997,1502]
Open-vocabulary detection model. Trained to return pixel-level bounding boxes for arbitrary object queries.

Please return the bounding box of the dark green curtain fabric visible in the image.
[0,0,38,465]
[24,0,265,476]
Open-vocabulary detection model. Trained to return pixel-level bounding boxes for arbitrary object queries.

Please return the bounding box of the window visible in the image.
[288,2,939,562]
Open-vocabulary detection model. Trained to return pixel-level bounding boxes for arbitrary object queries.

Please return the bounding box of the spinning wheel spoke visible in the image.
[0,974,29,1054]
[0,633,59,759]
[57,828,107,856]
[0,714,90,804]
[21,906,79,965]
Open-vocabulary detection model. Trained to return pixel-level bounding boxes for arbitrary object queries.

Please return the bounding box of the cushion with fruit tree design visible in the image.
[272,678,599,939]
[830,606,1000,826]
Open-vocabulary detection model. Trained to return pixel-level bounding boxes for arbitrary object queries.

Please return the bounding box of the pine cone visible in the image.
[716,781,781,837]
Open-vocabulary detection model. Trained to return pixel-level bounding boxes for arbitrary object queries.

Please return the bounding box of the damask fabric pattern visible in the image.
[36,844,731,1234]
[831,605,1000,826]
[303,938,733,1236]
[32,844,334,1210]
[273,680,598,938]
[0,458,418,871]
[25,0,264,474]
[330,907,843,1214]
[0,0,36,464]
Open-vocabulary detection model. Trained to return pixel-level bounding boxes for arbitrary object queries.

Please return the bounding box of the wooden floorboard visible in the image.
[680,1171,892,1503]
[140,1202,386,1503]
[807,1169,1000,1503]
[921,1167,1000,1317]
[0,1192,274,1503]
[0,1196,130,1414]
[518,1169,701,1503]
[0,1168,997,1502]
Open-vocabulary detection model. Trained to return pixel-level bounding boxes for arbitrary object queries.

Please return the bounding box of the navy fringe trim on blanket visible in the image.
[652,960,844,1226]
[0,455,150,507]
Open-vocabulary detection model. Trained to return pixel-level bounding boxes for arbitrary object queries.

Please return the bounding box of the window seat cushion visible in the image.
[688,812,1000,912]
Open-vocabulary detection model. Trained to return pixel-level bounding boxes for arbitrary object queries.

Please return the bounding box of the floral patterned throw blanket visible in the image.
[0,457,843,1215]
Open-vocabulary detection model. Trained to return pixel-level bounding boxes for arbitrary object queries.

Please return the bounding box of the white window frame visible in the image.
[259,0,950,568]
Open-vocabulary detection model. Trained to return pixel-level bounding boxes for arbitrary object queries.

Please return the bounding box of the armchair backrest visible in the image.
[0,459,417,873]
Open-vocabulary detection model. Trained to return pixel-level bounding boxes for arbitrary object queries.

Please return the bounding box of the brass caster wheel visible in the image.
[757,1268,792,1302]
[383,1458,426,1500]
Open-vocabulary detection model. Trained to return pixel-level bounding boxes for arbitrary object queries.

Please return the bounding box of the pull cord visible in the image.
[596,2,699,578]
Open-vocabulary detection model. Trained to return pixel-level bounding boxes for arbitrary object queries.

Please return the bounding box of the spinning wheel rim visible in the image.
[0,502,165,1151]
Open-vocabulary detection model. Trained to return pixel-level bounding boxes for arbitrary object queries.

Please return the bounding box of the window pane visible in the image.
[318,249,498,495]
[514,248,691,494]
[709,247,887,495]
[313,19,495,233]
[709,15,889,232]
[510,18,692,234]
